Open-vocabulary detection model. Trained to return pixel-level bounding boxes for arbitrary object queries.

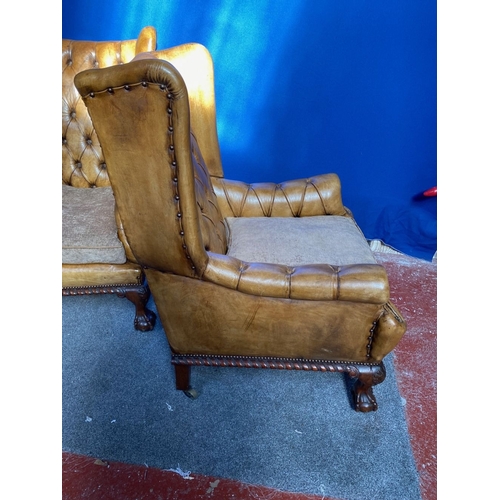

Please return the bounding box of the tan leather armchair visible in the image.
[74,45,406,411]
[62,27,157,331]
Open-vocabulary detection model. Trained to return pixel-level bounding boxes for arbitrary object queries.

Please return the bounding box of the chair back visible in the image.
[75,58,227,276]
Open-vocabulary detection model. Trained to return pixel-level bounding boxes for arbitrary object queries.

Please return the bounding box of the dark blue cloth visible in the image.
[375,197,437,261]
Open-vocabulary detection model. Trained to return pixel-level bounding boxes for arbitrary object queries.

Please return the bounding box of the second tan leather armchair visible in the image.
[62,27,157,331]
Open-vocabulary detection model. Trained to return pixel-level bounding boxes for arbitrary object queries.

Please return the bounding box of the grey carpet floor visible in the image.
[62,293,421,500]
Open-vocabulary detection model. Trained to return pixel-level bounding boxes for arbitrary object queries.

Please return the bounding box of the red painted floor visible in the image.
[380,253,437,500]
[62,253,436,500]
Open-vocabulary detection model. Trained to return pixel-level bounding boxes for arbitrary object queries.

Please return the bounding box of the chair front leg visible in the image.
[350,363,386,412]
[118,285,156,331]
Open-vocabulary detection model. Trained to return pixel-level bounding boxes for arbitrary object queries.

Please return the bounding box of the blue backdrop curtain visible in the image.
[63,0,437,261]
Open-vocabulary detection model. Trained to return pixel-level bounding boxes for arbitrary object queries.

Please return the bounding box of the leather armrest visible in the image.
[212,173,347,218]
[202,251,389,304]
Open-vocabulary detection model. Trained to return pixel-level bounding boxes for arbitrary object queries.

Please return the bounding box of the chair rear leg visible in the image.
[175,364,191,390]
[174,364,199,399]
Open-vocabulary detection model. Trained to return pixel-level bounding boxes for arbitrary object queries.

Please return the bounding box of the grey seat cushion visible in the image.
[62,185,127,265]
[225,215,376,266]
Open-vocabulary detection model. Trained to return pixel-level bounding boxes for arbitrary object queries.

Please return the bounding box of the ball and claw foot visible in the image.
[120,287,156,332]
[351,363,386,413]
[353,383,378,412]
[134,309,156,332]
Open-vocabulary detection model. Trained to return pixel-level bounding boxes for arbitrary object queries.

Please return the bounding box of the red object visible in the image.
[423,186,437,197]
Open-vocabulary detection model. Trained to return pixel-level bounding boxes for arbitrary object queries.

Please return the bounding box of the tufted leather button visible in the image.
[124,85,131,91]
[107,88,114,94]
[101,163,106,169]
[160,84,166,91]
[167,94,173,99]
[141,81,148,87]
[67,59,72,66]
[168,126,174,132]
[86,138,92,145]
[167,108,172,114]
[70,110,76,118]
[90,92,95,98]
[75,161,82,168]
[62,137,67,144]
[169,145,174,151]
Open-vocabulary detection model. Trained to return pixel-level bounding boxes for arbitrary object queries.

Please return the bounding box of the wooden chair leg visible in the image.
[351,362,386,412]
[174,364,199,399]
[120,286,156,332]
[174,364,191,390]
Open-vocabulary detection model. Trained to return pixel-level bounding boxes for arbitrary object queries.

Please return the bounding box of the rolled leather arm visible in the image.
[212,173,348,218]
[370,301,407,360]
[203,252,390,304]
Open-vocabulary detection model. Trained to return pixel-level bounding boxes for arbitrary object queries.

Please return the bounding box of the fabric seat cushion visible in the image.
[62,185,127,264]
[225,215,376,266]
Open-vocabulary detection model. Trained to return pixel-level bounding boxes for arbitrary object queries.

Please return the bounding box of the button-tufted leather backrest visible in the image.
[62,27,156,187]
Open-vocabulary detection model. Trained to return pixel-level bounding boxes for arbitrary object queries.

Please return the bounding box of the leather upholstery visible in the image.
[146,270,394,362]
[63,263,143,287]
[74,48,407,408]
[152,44,224,178]
[212,174,347,218]
[62,26,156,189]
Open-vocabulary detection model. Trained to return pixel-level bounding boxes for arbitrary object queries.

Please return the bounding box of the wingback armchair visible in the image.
[62,27,157,331]
[74,45,406,412]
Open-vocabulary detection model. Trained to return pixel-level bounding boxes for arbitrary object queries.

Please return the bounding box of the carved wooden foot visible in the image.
[351,363,386,412]
[120,286,156,332]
